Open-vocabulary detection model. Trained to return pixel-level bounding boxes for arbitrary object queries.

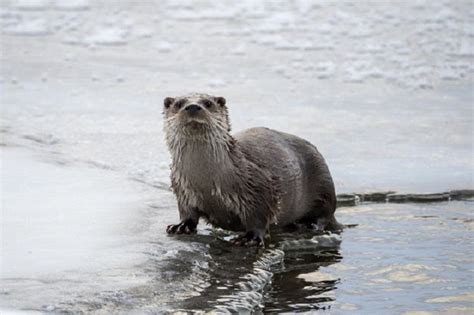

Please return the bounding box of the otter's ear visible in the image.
[164,97,175,109]
[215,97,226,107]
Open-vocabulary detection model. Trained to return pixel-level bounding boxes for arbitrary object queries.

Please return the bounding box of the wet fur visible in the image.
[163,93,341,244]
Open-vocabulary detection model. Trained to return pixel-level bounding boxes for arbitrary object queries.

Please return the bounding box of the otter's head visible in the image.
[163,93,230,142]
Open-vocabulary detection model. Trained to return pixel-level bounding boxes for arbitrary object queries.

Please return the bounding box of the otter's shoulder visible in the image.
[234,127,273,138]
[234,127,314,148]
[234,126,295,140]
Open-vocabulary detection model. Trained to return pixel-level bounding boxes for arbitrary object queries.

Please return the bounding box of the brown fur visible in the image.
[163,93,341,246]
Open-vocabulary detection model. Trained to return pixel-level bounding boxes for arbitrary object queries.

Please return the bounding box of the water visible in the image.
[1,0,473,313]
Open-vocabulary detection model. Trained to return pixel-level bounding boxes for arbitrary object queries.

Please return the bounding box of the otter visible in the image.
[163,93,341,246]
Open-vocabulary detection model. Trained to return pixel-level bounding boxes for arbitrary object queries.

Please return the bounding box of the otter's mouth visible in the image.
[182,119,211,132]
[185,120,207,127]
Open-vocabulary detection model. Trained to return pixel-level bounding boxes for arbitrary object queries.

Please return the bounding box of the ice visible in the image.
[155,41,173,53]
[134,27,153,38]
[230,45,246,56]
[1,148,143,278]
[255,12,296,33]
[314,23,334,35]
[251,34,284,46]
[3,18,50,36]
[168,7,238,21]
[274,39,307,51]
[84,26,128,45]
[452,40,473,57]
[207,79,227,88]
[349,24,374,38]
[294,0,314,15]
[14,0,50,11]
[0,147,152,311]
[0,0,462,90]
[0,146,197,313]
[238,1,266,19]
[53,0,89,11]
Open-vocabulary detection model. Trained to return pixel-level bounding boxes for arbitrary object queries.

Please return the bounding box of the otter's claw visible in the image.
[231,231,264,247]
[166,221,196,235]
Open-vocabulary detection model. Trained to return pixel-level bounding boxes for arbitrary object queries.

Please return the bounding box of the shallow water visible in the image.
[1,0,473,313]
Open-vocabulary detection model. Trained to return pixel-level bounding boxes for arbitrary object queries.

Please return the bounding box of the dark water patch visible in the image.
[450,189,474,200]
[360,191,396,202]
[337,189,474,206]
[414,215,439,219]
[384,193,409,203]
[336,194,360,207]
[389,192,451,203]
[449,217,474,223]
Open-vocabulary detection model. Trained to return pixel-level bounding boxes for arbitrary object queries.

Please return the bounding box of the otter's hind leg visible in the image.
[231,202,271,247]
[231,230,266,247]
[301,192,342,232]
[324,215,344,232]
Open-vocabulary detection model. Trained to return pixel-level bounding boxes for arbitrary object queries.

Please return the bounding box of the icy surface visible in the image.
[1,148,144,278]
[1,0,473,313]
[0,147,164,312]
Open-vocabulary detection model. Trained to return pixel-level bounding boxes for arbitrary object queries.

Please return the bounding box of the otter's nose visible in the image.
[185,104,202,115]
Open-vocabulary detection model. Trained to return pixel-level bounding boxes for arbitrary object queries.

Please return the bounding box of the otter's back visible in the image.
[234,127,334,225]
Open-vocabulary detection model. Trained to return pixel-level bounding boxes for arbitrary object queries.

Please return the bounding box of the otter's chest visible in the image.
[172,143,246,231]
[177,143,236,193]
[200,192,245,231]
[174,170,246,230]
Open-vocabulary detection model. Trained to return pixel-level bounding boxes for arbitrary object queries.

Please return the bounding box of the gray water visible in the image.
[1,0,473,314]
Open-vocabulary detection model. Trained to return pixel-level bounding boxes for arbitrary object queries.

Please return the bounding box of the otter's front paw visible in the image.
[231,231,264,247]
[166,220,196,235]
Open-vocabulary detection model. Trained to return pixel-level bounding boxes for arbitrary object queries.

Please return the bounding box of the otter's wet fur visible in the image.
[163,93,341,246]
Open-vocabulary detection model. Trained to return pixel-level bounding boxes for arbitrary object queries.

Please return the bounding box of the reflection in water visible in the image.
[264,248,341,313]
[163,229,343,313]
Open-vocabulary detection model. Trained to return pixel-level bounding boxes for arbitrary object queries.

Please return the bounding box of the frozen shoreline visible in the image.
[1,146,149,278]
[0,145,154,311]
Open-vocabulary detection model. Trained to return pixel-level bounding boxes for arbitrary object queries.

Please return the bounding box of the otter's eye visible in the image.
[202,100,213,109]
[175,100,185,109]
